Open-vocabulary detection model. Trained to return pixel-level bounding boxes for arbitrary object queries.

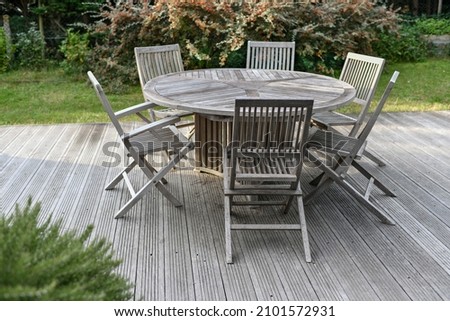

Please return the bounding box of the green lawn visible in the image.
[0,69,143,125]
[1,58,449,125]
[339,57,450,114]
[381,58,450,110]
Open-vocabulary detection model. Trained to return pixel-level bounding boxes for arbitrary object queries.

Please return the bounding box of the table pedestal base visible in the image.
[194,114,232,176]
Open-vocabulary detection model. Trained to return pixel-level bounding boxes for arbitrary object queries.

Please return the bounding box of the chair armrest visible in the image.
[123,116,181,140]
[115,101,156,119]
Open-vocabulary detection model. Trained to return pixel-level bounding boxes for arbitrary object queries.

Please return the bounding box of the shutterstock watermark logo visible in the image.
[100,132,350,171]
[303,130,353,168]
[102,142,122,167]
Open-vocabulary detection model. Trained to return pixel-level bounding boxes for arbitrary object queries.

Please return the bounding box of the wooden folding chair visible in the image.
[246,41,296,71]
[135,44,194,135]
[311,52,386,166]
[305,71,400,225]
[223,99,314,264]
[88,71,194,219]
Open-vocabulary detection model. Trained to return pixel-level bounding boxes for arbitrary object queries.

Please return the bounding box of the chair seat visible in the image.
[234,155,298,181]
[224,154,300,194]
[128,126,188,155]
[307,128,359,156]
[312,111,356,128]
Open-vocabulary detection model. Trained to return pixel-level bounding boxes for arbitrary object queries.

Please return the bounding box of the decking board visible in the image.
[197,173,259,301]
[312,179,444,300]
[1,111,449,301]
[178,170,228,301]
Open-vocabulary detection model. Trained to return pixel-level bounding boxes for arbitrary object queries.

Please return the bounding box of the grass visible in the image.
[338,57,450,114]
[0,69,143,125]
[1,58,449,125]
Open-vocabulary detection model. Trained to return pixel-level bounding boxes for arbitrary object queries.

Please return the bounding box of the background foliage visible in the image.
[0,27,10,72]
[83,1,401,90]
[13,23,46,70]
[415,17,450,35]
[372,23,429,62]
[59,28,90,75]
[2,1,448,89]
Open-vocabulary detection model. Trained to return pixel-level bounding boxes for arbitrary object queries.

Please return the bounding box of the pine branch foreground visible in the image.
[0,198,133,300]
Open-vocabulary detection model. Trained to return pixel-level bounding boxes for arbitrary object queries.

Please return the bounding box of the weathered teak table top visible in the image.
[144,68,356,117]
[144,68,356,175]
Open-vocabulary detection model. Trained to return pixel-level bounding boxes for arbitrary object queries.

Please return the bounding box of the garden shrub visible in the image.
[415,17,450,35]
[87,2,145,92]
[13,23,46,70]
[372,23,429,62]
[0,27,11,73]
[60,29,90,75]
[0,198,133,300]
[289,2,400,74]
[414,17,450,57]
[87,1,400,89]
[371,15,450,61]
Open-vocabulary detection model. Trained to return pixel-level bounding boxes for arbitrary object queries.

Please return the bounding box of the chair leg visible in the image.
[297,196,312,262]
[139,155,179,204]
[142,157,168,185]
[283,196,295,214]
[115,147,192,218]
[106,156,169,190]
[114,164,181,219]
[115,191,145,219]
[304,174,334,205]
[304,152,341,204]
[309,172,324,186]
[105,160,137,190]
[334,176,396,225]
[309,153,343,186]
[224,195,233,264]
[138,152,188,208]
[306,153,396,225]
[352,160,396,197]
[363,149,386,167]
[148,108,157,122]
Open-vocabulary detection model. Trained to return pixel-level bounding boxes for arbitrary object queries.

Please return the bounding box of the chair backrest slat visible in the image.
[339,52,385,136]
[246,41,296,71]
[135,44,184,93]
[231,99,314,186]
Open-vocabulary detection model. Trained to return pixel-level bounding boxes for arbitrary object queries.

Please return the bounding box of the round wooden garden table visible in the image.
[144,68,356,175]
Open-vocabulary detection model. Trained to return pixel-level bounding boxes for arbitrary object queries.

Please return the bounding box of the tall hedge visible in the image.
[86,1,400,90]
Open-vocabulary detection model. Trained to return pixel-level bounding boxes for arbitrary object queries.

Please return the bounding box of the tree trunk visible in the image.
[411,0,419,15]
[38,0,45,59]
[2,15,12,56]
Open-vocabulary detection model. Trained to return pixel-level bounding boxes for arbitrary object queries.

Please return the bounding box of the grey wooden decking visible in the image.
[1,111,450,301]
